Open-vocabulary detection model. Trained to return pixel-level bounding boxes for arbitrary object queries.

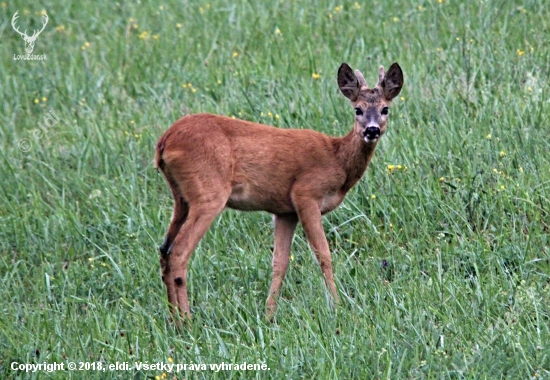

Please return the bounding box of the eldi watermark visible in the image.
[18,109,61,152]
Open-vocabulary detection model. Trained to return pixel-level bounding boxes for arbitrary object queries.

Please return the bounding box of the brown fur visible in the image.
[155,62,403,323]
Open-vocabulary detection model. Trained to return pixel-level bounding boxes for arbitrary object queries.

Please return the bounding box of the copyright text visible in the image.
[11,361,270,373]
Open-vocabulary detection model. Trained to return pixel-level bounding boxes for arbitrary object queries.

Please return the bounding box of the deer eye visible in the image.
[355,108,363,116]
[381,107,389,115]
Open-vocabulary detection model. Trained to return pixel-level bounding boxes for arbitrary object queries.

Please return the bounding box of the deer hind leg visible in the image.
[166,190,230,321]
[292,194,339,304]
[160,184,189,255]
[159,176,190,311]
[266,213,298,320]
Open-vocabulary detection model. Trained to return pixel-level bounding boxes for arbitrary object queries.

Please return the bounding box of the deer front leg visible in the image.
[266,213,298,320]
[292,195,339,304]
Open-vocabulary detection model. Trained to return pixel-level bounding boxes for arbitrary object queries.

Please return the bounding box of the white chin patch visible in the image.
[364,137,378,143]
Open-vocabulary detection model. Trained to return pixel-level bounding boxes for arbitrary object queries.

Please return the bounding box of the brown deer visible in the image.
[155,62,403,322]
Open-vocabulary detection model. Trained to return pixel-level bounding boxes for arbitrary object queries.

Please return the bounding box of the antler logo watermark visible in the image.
[12,10,48,60]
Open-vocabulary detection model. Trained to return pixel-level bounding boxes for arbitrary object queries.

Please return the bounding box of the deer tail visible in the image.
[154,136,166,172]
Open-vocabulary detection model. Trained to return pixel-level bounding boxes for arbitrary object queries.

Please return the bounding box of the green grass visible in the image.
[1,0,549,378]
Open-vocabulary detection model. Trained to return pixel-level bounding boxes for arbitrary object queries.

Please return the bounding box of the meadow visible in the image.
[1,0,549,378]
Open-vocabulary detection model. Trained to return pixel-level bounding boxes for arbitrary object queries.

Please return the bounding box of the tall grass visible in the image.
[1,0,549,378]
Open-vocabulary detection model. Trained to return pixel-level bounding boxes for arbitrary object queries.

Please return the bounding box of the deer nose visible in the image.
[364,126,380,139]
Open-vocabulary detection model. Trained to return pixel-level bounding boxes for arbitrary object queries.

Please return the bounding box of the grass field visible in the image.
[1,0,549,378]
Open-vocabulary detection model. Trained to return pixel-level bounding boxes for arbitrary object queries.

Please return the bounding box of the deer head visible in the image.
[338,62,403,144]
[12,11,49,54]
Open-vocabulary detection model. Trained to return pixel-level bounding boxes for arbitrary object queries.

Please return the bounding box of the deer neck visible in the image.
[334,125,377,193]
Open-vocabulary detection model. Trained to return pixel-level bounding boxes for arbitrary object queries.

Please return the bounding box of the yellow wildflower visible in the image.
[312,73,321,80]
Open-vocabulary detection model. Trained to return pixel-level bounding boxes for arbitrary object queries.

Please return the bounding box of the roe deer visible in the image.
[155,62,403,322]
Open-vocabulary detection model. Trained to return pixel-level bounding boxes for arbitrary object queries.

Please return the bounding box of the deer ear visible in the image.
[337,63,360,101]
[381,62,404,100]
